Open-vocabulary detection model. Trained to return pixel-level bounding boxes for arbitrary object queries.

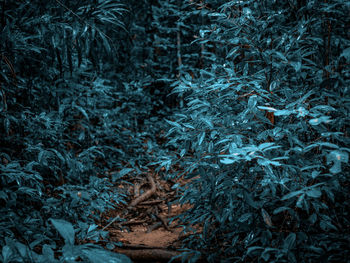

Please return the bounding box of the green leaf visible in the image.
[309,116,331,125]
[327,150,348,174]
[296,194,305,208]
[82,248,132,263]
[290,61,301,72]
[220,158,235,164]
[248,95,257,109]
[257,106,277,112]
[165,119,182,128]
[273,206,292,214]
[305,188,321,198]
[75,105,89,120]
[247,246,264,257]
[274,109,293,116]
[261,208,273,227]
[243,191,258,209]
[198,132,205,146]
[50,219,75,245]
[281,190,303,200]
[340,47,350,62]
[119,168,134,177]
[2,245,13,263]
[283,233,296,250]
[238,213,252,223]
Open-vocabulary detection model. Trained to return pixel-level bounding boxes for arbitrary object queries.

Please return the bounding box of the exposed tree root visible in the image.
[115,248,182,262]
[129,174,157,207]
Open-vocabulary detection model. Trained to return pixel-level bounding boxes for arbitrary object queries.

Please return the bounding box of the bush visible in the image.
[165,0,350,262]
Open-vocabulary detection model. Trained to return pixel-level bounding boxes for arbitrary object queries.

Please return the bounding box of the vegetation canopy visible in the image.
[0,0,349,262]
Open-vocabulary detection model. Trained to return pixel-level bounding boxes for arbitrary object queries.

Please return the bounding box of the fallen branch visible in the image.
[155,214,171,231]
[129,174,156,207]
[147,221,162,233]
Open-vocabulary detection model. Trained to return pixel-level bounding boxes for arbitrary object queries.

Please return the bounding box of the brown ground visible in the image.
[100,170,201,262]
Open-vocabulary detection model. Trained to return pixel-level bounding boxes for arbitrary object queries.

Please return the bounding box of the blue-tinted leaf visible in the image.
[180,148,186,157]
[75,105,89,120]
[87,224,98,234]
[238,213,252,223]
[258,142,275,150]
[296,194,305,208]
[275,51,287,61]
[50,219,75,245]
[296,106,308,117]
[201,117,213,129]
[257,106,276,112]
[318,142,339,149]
[2,245,13,263]
[327,150,348,174]
[307,246,324,254]
[165,119,181,128]
[340,47,350,62]
[246,246,264,256]
[309,116,331,125]
[308,213,317,224]
[119,168,134,177]
[305,188,321,198]
[41,245,57,262]
[290,61,301,72]
[82,248,132,263]
[320,219,338,231]
[261,208,273,226]
[258,158,281,166]
[220,158,235,164]
[283,233,296,250]
[274,109,292,116]
[198,132,205,145]
[330,162,342,174]
[273,206,292,214]
[62,244,80,263]
[243,191,258,209]
[327,150,348,163]
[281,190,303,200]
[248,95,257,108]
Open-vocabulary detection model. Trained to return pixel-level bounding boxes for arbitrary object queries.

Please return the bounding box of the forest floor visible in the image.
[98,118,203,262]
[102,172,198,262]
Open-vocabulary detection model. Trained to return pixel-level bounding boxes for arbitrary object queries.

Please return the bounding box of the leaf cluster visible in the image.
[164,0,350,262]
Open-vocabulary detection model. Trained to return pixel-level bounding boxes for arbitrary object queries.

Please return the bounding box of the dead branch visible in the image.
[155,213,172,231]
[129,174,156,207]
[147,221,162,233]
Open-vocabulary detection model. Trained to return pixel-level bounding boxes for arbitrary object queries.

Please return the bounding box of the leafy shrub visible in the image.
[165,0,350,262]
[0,1,150,262]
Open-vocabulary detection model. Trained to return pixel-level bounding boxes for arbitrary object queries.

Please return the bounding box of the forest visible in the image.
[0,0,349,262]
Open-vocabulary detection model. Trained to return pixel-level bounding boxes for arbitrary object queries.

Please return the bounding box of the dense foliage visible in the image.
[0,0,349,262]
[0,0,150,262]
[165,0,350,262]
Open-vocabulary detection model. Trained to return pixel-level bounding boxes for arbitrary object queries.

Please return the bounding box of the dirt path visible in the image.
[101,171,200,262]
